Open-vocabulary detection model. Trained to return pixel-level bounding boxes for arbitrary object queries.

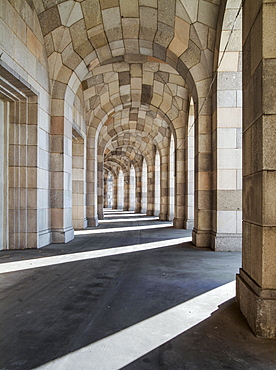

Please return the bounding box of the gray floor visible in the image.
[0,210,275,370]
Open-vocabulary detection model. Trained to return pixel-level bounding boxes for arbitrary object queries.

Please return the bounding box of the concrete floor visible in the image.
[0,210,275,370]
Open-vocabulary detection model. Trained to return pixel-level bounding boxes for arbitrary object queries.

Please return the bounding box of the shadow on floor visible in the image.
[0,212,274,369]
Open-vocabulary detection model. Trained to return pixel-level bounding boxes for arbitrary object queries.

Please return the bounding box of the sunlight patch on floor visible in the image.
[103,213,147,218]
[35,281,235,370]
[0,237,191,274]
[75,223,172,235]
[99,216,161,223]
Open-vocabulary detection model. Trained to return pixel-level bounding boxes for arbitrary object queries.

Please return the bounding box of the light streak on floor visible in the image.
[98,216,160,223]
[0,236,191,274]
[75,223,172,234]
[35,281,236,370]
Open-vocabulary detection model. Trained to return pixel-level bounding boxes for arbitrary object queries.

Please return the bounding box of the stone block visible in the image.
[120,0,139,17]
[154,22,174,48]
[217,148,242,170]
[217,189,242,211]
[211,233,242,251]
[38,6,61,35]
[217,90,236,108]
[102,6,121,29]
[58,1,82,27]
[198,0,219,29]
[122,18,139,39]
[217,128,236,148]
[263,59,276,114]
[218,71,242,90]
[139,7,157,41]
[262,226,276,288]
[263,2,276,58]
[243,172,262,224]
[218,52,240,72]
[263,171,276,226]
[237,272,276,338]
[96,44,112,62]
[100,0,119,10]
[217,169,237,190]
[192,228,211,247]
[169,17,189,57]
[263,115,276,169]
[217,107,242,128]
[217,211,237,234]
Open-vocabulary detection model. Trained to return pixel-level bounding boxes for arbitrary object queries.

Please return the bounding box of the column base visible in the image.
[236,269,276,338]
[211,232,242,251]
[192,228,211,247]
[146,210,154,216]
[173,217,184,229]
[87,217,98,227]
[52,227,74,244]
[38,229,52,248]
[159,212,168,221]
[73,218,88,230]
[185,219,194,230]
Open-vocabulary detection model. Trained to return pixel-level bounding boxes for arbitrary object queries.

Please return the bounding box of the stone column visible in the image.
[141,159,148,214]
[9,99,39,248]
[168,135,175,221]
[103,172,108,208]
[211,2,242,251]
[146,164,155,216]
[112,174,118,210]
[50,109,74,244]
[86,136,98,226]
[184,104,194,229]
[123,172,130,211]
[173,148,185,228]
[135,165,142,213]
[0,99,8,250]
[236,0,276,338]
[192,104,212,247]
[97,159,104,219]
[72,132,87,229]
[117,170,124,209]
[159,150,169,221]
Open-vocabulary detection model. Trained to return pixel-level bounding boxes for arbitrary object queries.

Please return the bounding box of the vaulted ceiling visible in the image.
[33,0,224,175]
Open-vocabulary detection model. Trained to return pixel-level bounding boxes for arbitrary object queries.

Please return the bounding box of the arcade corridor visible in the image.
[0,211,275,369]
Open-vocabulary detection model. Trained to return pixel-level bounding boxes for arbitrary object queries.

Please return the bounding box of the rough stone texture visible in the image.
[235,0,276,339]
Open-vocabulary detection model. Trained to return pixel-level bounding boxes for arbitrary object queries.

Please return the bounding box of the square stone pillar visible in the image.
[192,110,213,247]
[173,148,185,228]
[146,164,155,216]
[123,172,130,211]
[112,175,118,210]
[159,152,169,221]
[72,131,87,229]
[104,172,109,208]
[50,114,74,243]
[86,136,98,226]
[97,159,104,219]
[236,0,276,338]
[135,166,142,213]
